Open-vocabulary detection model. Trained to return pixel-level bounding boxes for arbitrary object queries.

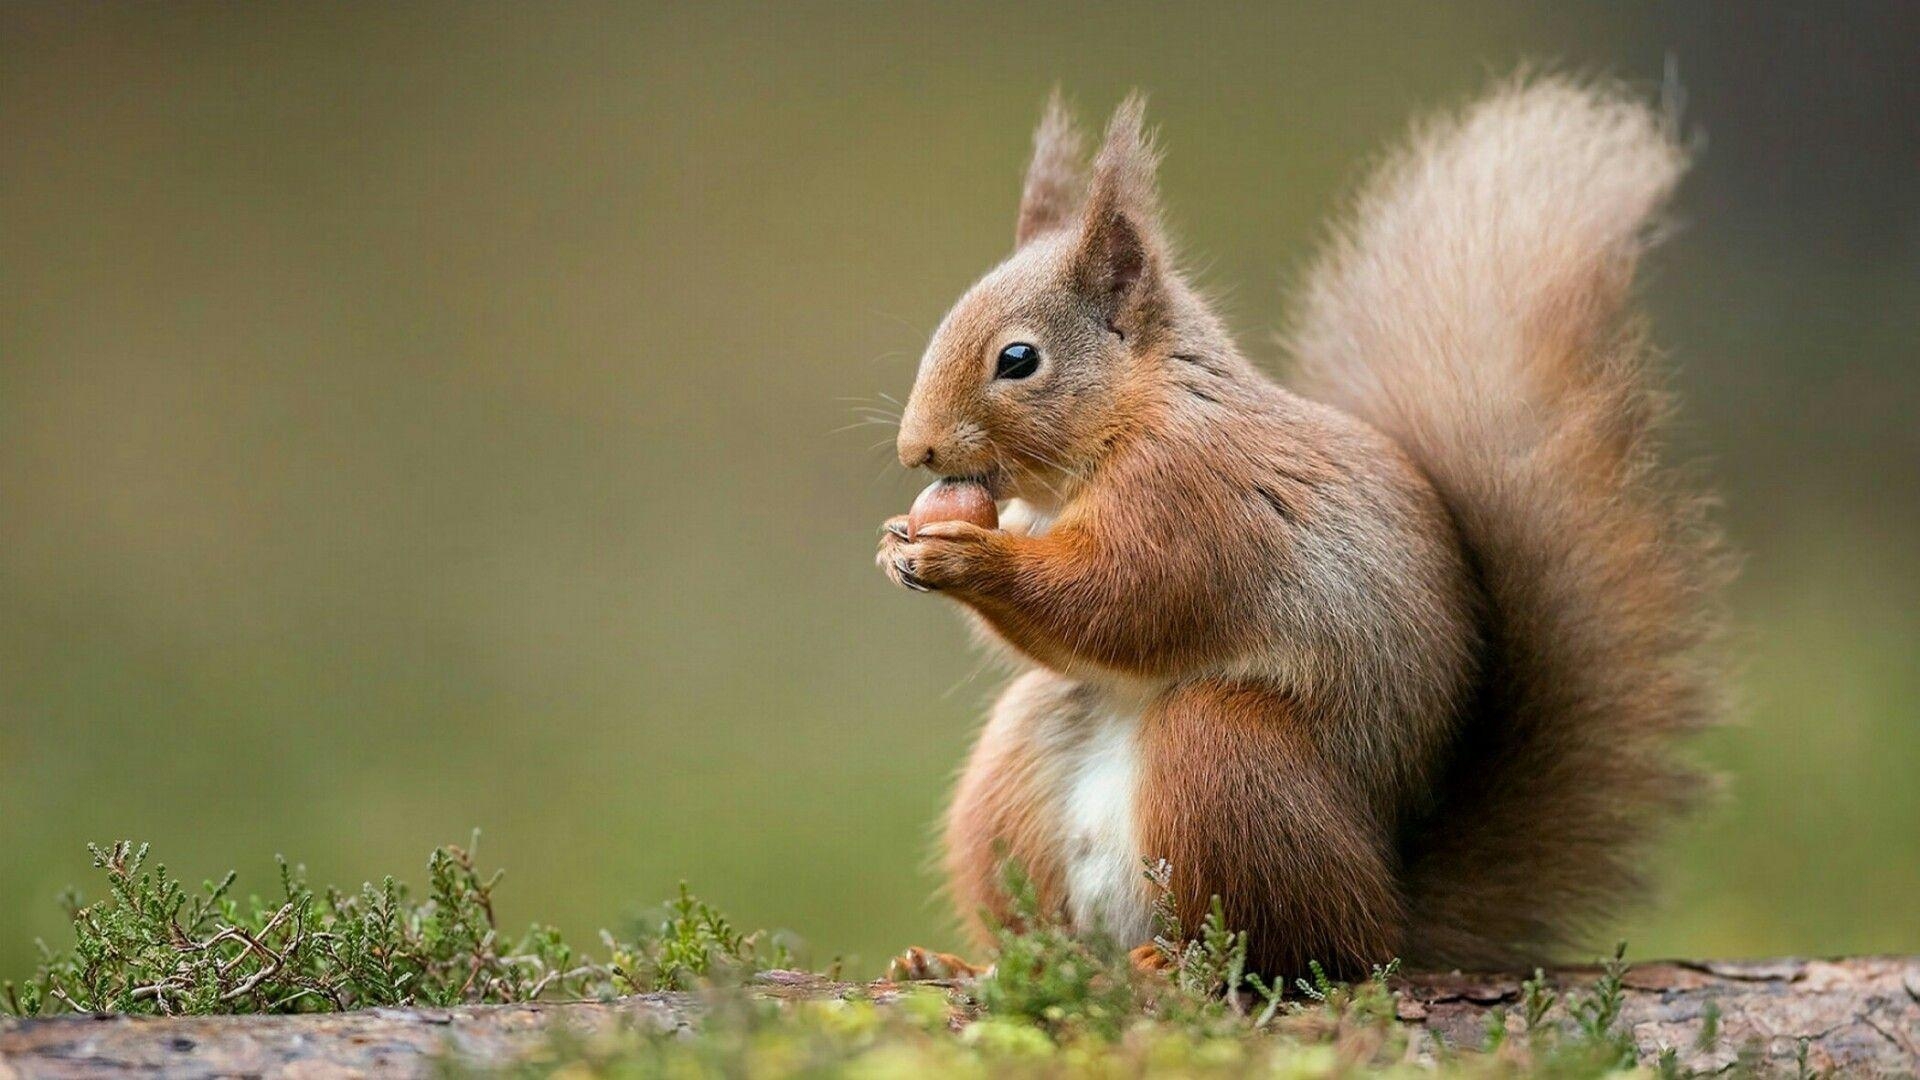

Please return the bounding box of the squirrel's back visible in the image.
[1286,77,1728,968]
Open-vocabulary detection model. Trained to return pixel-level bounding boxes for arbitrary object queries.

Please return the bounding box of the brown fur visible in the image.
[1138,679,1406,976]
[880,77,1725,976]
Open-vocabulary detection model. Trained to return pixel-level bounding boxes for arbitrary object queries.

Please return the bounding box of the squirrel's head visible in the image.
[897,92,1176,505]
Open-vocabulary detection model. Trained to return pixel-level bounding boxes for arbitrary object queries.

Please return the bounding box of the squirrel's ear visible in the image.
[1070,92,1167,331]
[1015,88,1088,248]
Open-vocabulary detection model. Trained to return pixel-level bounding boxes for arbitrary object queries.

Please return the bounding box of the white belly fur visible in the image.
[1056,694,1154,944]
[997,499,1155,943]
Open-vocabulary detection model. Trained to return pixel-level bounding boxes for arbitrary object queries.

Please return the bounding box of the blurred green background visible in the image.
[3,3,1916,978]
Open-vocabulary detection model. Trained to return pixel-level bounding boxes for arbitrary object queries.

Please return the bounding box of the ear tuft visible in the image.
[1071,92,1167,328]
[1088,91,1162,226]
[1015,88,1088,248]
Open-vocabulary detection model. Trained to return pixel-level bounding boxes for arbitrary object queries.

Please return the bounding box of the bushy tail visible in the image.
[1286,76,1728,968]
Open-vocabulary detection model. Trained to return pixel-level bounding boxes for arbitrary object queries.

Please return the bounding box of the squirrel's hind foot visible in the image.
[886,945,987,983]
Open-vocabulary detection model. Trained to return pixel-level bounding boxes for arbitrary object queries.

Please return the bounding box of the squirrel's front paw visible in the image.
[877,518,1000,593]
[876,515,933,591]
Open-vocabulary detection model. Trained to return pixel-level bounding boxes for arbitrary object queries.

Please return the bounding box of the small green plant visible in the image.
[1520,966,1558,1031]
[1142,858,1296,1028]
[1653,979,1727,1078]
[1795,1036,1818,1080]
[967,861,1139,1040]
[1696,999,1721,1053]
[1566,941,1636,1068]
[1294,958,1336,1002]
[603,882,793,992]
[2,836,785,1016]
[1570,942,1628,1038]
[1483,1006,1510,1052]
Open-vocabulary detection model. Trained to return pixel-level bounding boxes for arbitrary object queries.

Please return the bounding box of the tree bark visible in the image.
[1396,957,1919,1074]
[2,958,1915,1078]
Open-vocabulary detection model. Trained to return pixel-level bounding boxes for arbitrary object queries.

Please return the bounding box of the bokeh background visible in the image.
[4,3,1916,979]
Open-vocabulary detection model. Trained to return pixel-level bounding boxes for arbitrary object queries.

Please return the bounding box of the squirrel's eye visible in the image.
[995,342,1040,380]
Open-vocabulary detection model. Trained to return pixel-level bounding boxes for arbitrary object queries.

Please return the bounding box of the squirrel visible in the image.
[877,76,1726,979]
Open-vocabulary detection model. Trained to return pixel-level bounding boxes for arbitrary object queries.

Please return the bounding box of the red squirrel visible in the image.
[877,78,1725,979]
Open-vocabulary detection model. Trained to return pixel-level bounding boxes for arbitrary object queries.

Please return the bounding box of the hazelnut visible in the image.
[908,479,999,539]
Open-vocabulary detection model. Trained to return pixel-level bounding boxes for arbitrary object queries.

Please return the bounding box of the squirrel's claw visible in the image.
[893,556,935,592]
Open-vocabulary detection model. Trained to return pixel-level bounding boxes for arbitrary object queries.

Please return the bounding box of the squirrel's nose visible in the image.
[898,438,937,471]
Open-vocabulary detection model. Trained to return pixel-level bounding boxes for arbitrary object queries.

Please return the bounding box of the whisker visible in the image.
[995,444,1067,505]
[867,309,926,334]
[830,417,895,432]
[1008,442,1089,499]
[829,416,904,436]
[941,652,1004,701]
[872,459,909,490]
[835,394,904,418]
